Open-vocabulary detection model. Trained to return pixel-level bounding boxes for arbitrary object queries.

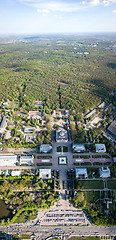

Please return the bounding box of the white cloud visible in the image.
[82,0,100,5]
[37,8,50,13]
[102,0,116,6]
[112,9,116,12]
[18,0,100,13]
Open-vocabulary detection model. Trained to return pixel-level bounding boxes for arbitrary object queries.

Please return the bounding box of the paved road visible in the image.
[0,224,116,239]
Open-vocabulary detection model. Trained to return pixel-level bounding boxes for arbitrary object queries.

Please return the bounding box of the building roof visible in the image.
[95,144,106,152]
[39,169,51,179]
[108,120,116,137]
[11,171,21,176]
[40,144,52,153]
[24,127,35,133]
[0,116,8,131]
[98,102,105,108]
[84,109,96,119]
[76,168,88,178]
[0,154,17,166]
[20,155,34,165]
[99,167,110,178]
[72,144,85,152]
[56,129,68,142]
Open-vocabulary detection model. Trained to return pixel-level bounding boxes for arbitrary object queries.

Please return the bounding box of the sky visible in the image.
[0,0,116,34]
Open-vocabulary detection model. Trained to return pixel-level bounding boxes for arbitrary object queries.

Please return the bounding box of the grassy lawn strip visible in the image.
[69,237,100,240]
[80,155,90,159]
[37,156,52,159]
[20,234,31,239]
[37,163,52,166]
[107,180,116,189]
[78,180,104,189]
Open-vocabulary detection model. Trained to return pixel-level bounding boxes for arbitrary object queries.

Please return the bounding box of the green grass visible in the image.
[20,234,31,239]
[76,180,104,189]
[14,210,37,223]
[37,163,52,166]
[69,237,100,240]
[57,146,62,152]
[37,156,52,159]
[63,146,68,152]
[107,180,116,189]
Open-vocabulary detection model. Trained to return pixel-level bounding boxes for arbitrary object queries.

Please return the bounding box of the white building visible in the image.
[99,167,110,178]
[95,144,106,153]
[39,169,51,179]
[20,155,34,165]
[72,144,85,153]
[11,170,21,176]
[0,155,17,166]
[56,129,68,142]
[76,168,88,178]
[40,144,52,153]
[0,116,8,132]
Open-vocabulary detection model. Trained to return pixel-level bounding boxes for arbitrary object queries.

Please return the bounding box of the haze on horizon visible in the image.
[0,0,116,35]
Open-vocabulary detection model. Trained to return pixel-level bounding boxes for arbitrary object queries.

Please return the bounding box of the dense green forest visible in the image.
[0,34,116,112]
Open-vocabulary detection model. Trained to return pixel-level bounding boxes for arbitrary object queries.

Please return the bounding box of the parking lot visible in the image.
[36,199,89,226]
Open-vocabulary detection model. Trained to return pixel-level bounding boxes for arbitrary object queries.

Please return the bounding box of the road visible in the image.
[0,224,116,239]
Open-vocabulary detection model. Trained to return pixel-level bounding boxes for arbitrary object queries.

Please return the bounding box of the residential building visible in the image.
[99,167,110,178]
[40,144,52,153]
[20,155,34,165]
[0,154,17,166]
[76,168,88,178]
[72,144,85,153]
[95,144,106,153]
[56,129,68,142]
[39,169,51,179]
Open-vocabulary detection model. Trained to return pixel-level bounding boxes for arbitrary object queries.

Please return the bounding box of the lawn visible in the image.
[63,146,68,152]
[57,146,62,152]
[75,180,104,189]
[107,180,116,189]
[68,237,100,240]
[14,210,37,223]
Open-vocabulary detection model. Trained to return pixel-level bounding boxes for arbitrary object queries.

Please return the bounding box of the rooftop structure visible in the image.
[34,100,43,107]
[95,144,106,153]
[25,134,35,143]
[20,155,34,165]
[98,102,105,109]
[72,144,85,153]
[99,167,110,178]
[76,168,88,178]
[0,116,8,132]
[24,127,36,134]
[28,111,42,119]
[40,144,52,153]
[56,129,68,142]
[39,169,51,179]
[84,109,96,119]
[58,156,67,165]
[0,154,17,166]
[108,120,116,137]
[11,170,21,176]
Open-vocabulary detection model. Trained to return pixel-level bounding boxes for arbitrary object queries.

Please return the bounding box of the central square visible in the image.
[58,156,67,165]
